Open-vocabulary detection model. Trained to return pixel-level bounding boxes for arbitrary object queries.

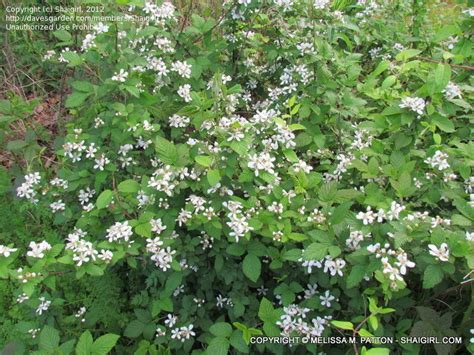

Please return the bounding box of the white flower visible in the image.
[27,241,52,259]
[356,207,377,225]
[43,50,55,60]
[169,114,190,128]
[314,0,330,9]
[428,243,450,262]
[50,200,66,212]
[170,324,196,342]
[293,160,313,173]
[216,294,228,308]
[164,314,178,328]
[150,218,166,234]
[0,245,17,257]
[395,252,416,275]
[111,69,128,82]
[36,297,51,315]
[248,152,276,176]
[443,82,462,99]
[424,150,450,171]
[16,293,29,303]
[304,284,318,299]
[81,33,96,51]
[399,96,426,116]
[466,232,474,242]
[98,249,113,263]
[93,154,110,171]
[94,22,109,34]
[106,221,133,243]
[464,8,474,16]
[28,328,41,338]
[320,290,335,308]
[177,84,192,102]
[171,61,192,79]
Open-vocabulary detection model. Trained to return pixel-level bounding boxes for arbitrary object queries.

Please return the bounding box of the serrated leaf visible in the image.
[283,149,298,163]
[96,189,113,209]
[423,264,444,289]
[76,331,93,355]
[258,297,277,323]
[118,179,140,193]
[346,265,366,288]
[242,254,261,282]
[331,320,354,330]
[432,114,455,133]
[303,243,327,261]
[39,326,60,353]
[209,323,232,338]
[124,320,145,338]
[207,169,221,186]
[71,81,94,93]
[155,136,178,165]
[396,49,421,61]
[65,92,90,108]
[53,30,72,42]
[206,337,229,355]
[91,334,120,355]
[195,155,212,167]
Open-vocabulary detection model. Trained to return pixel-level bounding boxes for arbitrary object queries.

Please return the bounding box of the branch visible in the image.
[415,56,474,71]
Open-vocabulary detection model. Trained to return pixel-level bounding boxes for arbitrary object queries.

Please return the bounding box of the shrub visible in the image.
[1,1,474,354]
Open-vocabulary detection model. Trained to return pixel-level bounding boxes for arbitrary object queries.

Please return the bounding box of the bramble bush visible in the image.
[1,0,474,354]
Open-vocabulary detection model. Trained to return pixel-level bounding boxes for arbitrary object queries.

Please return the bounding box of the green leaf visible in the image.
[396,49,421,61]
[85,263,104,276]
[6,140,27,151]
[76,330,94,355]
[62,51,82,67]
[330,202,352,225]
[91,334,120,355]
[39,326,60,352]
[71,81,94,93]
[118,179,140,193]
[432,114,455,133]
[96,189,113,209]
[433,25,461,42]
[258,297,277,323]
[359,328,374,337]
[283,149,298,163]
[206,337,229,355]
[368,315,379,331]
[65,92,90,108]
[209,323,233,338]
[423,264,444,288]
[346,265,366,288]
[318,181,338,203]
[155,136,178,165]
[207,169,221,186]
[53,30,72,41]
[124,320,145,338]
[229,140,248,156]
[331,320,354,330]
[368,61,389,78]
[242,254,261,282]
[303,243,327,260]
[195,155,213,167]
[434,64,451,92]
[363,348,390,355]
[0,166,11,194]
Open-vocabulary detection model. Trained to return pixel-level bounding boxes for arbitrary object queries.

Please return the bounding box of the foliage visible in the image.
[1,0,473,354]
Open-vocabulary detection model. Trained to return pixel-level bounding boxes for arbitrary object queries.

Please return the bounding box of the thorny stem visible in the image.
[414,56,474,71]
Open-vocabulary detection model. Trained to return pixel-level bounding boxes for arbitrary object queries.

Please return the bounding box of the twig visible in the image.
[414,56,474,71]
[192,1,237,44]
